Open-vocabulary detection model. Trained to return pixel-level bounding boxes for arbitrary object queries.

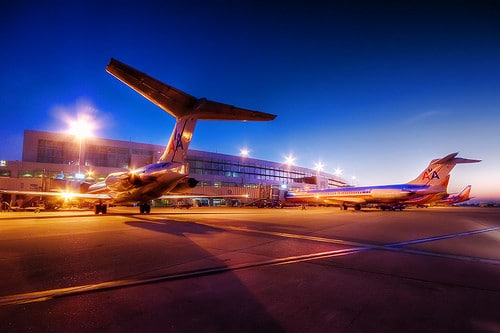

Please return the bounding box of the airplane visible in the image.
[284,153,480,210]
[0,58,276,214]
[435,184,473,206]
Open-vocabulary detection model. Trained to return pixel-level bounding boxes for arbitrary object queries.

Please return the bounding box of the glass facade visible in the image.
[37,139,77,164]
[187,157,318,185]
[85,144,131,168]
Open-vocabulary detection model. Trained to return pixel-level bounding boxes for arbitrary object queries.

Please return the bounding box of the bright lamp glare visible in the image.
[284,154,295,166]
[61,191,74,200]
[56,100,99,138]
[240,148,250,157]
[314,161,325,172]
[68,116,94,138]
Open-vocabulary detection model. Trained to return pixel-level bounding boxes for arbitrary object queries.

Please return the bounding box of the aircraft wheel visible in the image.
[139,203,151,214]
[101,204,107,214]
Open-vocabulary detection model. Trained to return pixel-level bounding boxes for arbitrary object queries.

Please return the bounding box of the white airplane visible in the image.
[1,58,276,213]
[285,153,480,210]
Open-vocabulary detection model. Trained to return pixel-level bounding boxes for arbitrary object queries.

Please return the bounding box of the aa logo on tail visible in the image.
[174,132,184,150]
[422,168,440,181]
[168,131,184,153]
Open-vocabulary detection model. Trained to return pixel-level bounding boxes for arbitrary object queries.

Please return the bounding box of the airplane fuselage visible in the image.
[286,184,434,205]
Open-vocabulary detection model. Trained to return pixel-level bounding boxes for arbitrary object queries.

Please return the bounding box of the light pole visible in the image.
[314,161,325,189]
[68,116,93,179]
[284,154,295,185]
[77,135,83,175]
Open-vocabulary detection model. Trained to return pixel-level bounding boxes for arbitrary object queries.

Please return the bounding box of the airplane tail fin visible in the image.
[441,184,472,205]
[159,114,197,163]
[407,153,481,187]
[456,185,472,202]
[106,58,276,163]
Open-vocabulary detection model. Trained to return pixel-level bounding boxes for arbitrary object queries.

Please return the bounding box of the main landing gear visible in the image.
[139,202,151,214]
[340,203,362,211]
[95,202,108,214]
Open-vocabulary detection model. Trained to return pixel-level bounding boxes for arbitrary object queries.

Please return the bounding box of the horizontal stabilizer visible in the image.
[106,58,276,121]
[431,152,481,165]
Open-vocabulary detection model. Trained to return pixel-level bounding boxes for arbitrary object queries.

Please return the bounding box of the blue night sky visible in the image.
[1,1,499,199]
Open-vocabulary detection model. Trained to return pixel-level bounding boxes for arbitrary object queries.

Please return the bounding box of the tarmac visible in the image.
[0,206,499,332]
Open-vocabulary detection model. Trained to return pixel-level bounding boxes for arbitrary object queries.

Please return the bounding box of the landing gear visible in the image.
[380,205,404,211]
[139,202,151,214]
[95,202,108,214]
[339,203,361,211]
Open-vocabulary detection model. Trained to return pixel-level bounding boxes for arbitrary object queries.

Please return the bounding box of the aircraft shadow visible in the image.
[2,215,285,332]
[124,216,225,237]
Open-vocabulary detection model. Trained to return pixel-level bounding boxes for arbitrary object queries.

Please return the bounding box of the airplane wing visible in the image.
[106,58,276,121]
[0,190,111,200]
[1,189,246,202]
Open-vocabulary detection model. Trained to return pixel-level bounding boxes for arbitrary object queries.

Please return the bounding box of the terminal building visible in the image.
[0,130,349,207]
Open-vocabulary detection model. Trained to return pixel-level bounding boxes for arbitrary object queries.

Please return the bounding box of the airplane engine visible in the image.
[105,171,142,192]
[170,178,199,193]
